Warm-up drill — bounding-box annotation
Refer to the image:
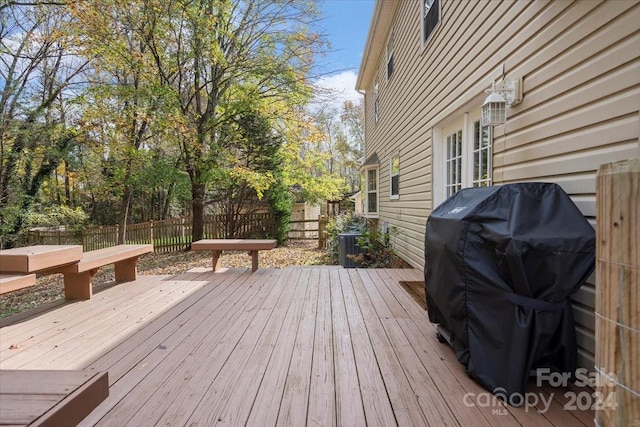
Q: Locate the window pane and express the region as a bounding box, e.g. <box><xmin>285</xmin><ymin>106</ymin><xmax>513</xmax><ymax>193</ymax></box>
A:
<box><xmin>391</xmin><ymin>156</ymin><xmax>400</xmax><ymax>197</ymax></box>
<box><xmin>445</xmin><ymin>128</ymin><xmax>463</xmax><ymax>198</ymax></box>
<box><xmin>423</xmin><ymin>0</ymin><xmax>439</xmax><ymax>42</ymax></box>
<box><xmin>387</xmin><ymin>33</ymin><xmax>394</xmax><ymax>79</ymax></box>
<box><xmin>447</xmin><ymin>156</ymin><xmax>452</xmax><ymax>190</ymax></box>
<box><xmin>472</xmin><ymin>120</ymin><xmax>492</xmax><ymax>187</ymax></box>
<box><xmin>368</xmin><ymin>169</ymin><xmax>377</xmax><ymax>190</ymax></box>
<box><xmin>366</xmin><ymin>168</ymin><xmax>378</xmax><ymax>214</ymax></box>
<box><xmin>368</xmin><ymin>191</ymin><xmax>377</xmax><ymax>213</ymax></box>
<box><xmin>391</xmin><ymin>157</ymin><xmax>400</xmax><ymax>175</ymax></box>
<box><xmin>474</xmin><ymin>121</ymin><xmax>480</xmax><ymax>151</ymax></box>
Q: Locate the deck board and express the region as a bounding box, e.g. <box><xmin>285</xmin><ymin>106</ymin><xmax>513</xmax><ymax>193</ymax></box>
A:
<box><xmin>276</xmin><ymin>268</ymin><xmax>319</xmax><ymax>426</ymax></box>
<box><xmin>338</xmin><ymin>268</ymin><xmax>397</xmax><ymax>427</ymax></box>
<box><xmin>184</xmin><ymin>268</ymin><xmax>297</xmax><ymax>426</ymax></box>
<box><xmin>1</xmin><ymin>275</ymin><xmax>174</xmax><ymax>368</ymax></box>
<box><xmin>247</xmin><ymin>268</ymin><xmax>312</xmax><ymax>426</ymax></box>
<box><xmin>86</xmin><ymin>268</ymin><xmax>249</xmax><ymax>382</ymax></box>
<box><xmin>379</xmin><ymin>269</ymin><xmax>529</xmax><ymax>426</ymax></box>
<box><xmin>20</xmin><ymin>277</ymin><xmax>190</xmax><ymax>369</ymax></box>
<box><xmin>0</xmin><ymin>274</ymin><xmax>166</xmax><ymax>346</ymax></box>
<box><xmin>0</xmin><ymin>266</ymin><xmax>594</xmax><ymax>427</ymax></box>
<box><xmin>330</xmin><ymin>268</ymin><xmax>366</xmax><ymax>426</ymax></box>
<box><xmin>92</xmin><ymin>269</ymin><xmax>276</xmax><ymax>426</ymax></box>
<box><xmin>349</xmin><ymin>269</ymin><xmax>429</xmax><ymax>426</ymax></box>
<box><xmin>306</xmin><ymin>267</ymin><xmax>336</xmax><ymax>427</ymax></box>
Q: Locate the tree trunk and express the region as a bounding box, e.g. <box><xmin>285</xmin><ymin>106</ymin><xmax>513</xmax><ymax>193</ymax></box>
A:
<box><xmin>162</xmin><ymin>183</ymin><xmax>175</xmax><ymax>220</ymax></box>
<box><xmin>64</xmin><ymin>160</ymin><xmax>71</xmax><ymax>205</ymax></box>
<box><xmin>118</xmin><ymin>187</ymin><xmax>132</xmax><ymax>244</ymax></box>
<box><xmin>191</xmin><ymin>182</ymin><xmax>206</xmax><ymax>243</ymax></box>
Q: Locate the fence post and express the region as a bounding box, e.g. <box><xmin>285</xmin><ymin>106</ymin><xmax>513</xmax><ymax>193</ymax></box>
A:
<box><xmin>318</xmin><ymin>215</ymin><xmax>326</xmax><ymax>249</ymax></box>
<box><xmin>595</xmin><ymin>158</ymin><xmax>639</xmax><ymax>427</ymax></box>
<box><xmin>181</xmin><ymin>217</ymin><xmax>186</xmax><ymax>249</ymax></box>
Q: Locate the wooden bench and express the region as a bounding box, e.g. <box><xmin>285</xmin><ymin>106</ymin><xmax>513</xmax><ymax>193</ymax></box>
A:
<box><xmin>0</xmin><ymin>274</ymin><xmax>37</xmax><ymax>295</ymax></box>
<box><xmin>0</xmin><ymin>245</ymin><xmax>83</xmax><ymax>296</ymax></box>
<box><xmin>191</xmin><ymin>239</ymin><xmax>277</xmax><ymax>272</ymax></box>
<box><xmin>0</xmin><ymin>370</ymin><xmax>108</xmax><ymax>426</ymax></box>
<box><xmin>0</xmin><ymin>245</ymin><xmax>83</xmax><ymax>273</ymax></box>
<box><xmin>46</xmin><ymin>244</ymin><xmax>153</xmax><ymax>300</ymax></box>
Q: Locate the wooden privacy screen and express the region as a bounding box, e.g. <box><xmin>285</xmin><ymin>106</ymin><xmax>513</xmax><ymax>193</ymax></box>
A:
<box><xmin>595</xmin><ymin>157</ymin><xmax>639</xmax><ymax>426</ymax></box>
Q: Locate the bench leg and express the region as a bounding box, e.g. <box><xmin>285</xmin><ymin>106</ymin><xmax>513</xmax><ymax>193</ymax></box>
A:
<box><xmin>115</xmin><ymin>257</ymin><xmax>138</xmax><ymax>282</ymax></box>
<box><xmin>251</xmin><ymin>250</ymin><xmax>258</xmax><ymax>272</ymax></box>
<box><xmin>63</xmin><ymin>271</ymin><xmax>95</xmax><ymax>300</ymax></box>
<box><xmin>212</xmin><ymin>251</ymin><xmax>222</xmax><ymax>272</ymax></box>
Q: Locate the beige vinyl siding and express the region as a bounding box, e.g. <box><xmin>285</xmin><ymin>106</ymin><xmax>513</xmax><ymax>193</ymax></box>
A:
<box><xmin>487</xmin><ymin>2</ymin><xmax>639</xmax><ymax>370</ymax></box>
<box><xmin>358</xmin><ymin>0</ymin><xmax>639</xmax><ymax>371</ymax></box>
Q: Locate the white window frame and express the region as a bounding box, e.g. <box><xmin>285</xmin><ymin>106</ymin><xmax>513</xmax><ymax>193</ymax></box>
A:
<box><xmin>445</xmin><ymin>130</ymin><xmax>463</xmax><ymax>198</ymax></box>
<box><xmin>432</xmin><ymin>108</ymin><xmax>493</xmax><ymax>207</ymax></box>
<box><xmin>363</xmin><ymin>166</ymin><xmax>379</xmax><ymax>217</ymax></box>
<box><xmin>386</xmin><ymin>32</ymin><xmax>394</xmax><ymax>81</ymax></box>
<box><xmin>390</xmin><ymin>154</ymin><xmax>400</xmax><ymax>199</ymax></box>
<box><xmin>421</xmin><ymin>0</ymin><xmax>441</xmax><ymax>48</ymax></box>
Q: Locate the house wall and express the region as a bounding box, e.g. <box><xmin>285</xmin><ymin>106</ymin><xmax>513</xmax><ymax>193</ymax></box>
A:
<box><xmin>358</xmin><ymin>0</ymin><xmax>640</xmax><ymax>371</ymax></box>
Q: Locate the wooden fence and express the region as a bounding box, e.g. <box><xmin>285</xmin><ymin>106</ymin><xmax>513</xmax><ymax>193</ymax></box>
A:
<box><xmin>28</xmin><ymin>213</ymin><xmax>276</xmax><ymax>253</ymax></box>
<box><xmin>288</xmin><ymin>215</ymin><xmax>329</xmax><ymax>249</ymax></box>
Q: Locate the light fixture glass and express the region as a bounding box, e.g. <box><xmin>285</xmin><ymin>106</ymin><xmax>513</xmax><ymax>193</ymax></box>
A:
<box><xmin>481</xmin><ymin>78</ymin><xmax>523</xmax><ymax>127</ymax></box>
<box><xmin>481</xmin><ymin>90</ymin><xmax>506</xmax><ymax>127</ymax></box>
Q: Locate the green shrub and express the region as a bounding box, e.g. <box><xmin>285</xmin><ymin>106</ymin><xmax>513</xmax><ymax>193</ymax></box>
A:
<box><xmin>24</xmin><ymin>205</ymin><xmax>88</xmax><ymax>230</ymax></box>
<box><xmin>347</xmin><ymin>223</ymin><xmax>401</xmax><ymax>268</ymax></box>
<box><xmin>8</xmin><ymin>205</ymin><xmax>89</xmax><ymax>247</ymax></box>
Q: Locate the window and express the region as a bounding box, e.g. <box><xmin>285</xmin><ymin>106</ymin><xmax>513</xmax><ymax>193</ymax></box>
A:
<box><xmin>433</xmin><ymin>109</ymin><xmax>493</xmax><ymax>206</ymax></box>
<box><xmin>374</xmin><ymin>80</ymin><xmax>379</xmax><ymax>123</ymax></box>
<box><xmin>386</xmin><ymin>32</ymin><xmax>394</xmax><ymax>80</ymax></box>
<box><xmin>364</xmin><ymin>167</ymin><xmax>379</xmax><ymax>216</ymax></box>
<box><xmin>445</xmin><ymin>130</ymin><xmax>462</xmax><ymax>197</ymax></box>
<box><xmin>472</xmin><ymin>120</ymin><xmax>492</xmax><ymax>187</ymax></box>
<box><xmin>423</xmin><ymin>0</ymin><xmax>440</xmax><ymax>44</ymax></box>
<box><xmin>390</xmin><ymin>155</ymin><xmax>400</xmax><ymax>198</ymax></box>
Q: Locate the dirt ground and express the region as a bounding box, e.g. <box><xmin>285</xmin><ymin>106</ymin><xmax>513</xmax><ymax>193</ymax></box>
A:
<box><xmin>0</xmin><ymin>240</ymin><xmax>331</xmax><ymax>320</ymax></box>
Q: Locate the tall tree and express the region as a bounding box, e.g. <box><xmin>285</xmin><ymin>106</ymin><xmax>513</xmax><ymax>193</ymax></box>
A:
<box><xmin>0</xmin><ymin>4</ymin><xmax>88</xmax><ymax>245</ymax></box>
<box><xmin>339</xmin><ymin>99</ymin><xmax>364</xmax><ymax>192</ymax></box>
<box><xmin>280</xmin><ymin>107</ymin><xmax>348</xmax><ymax>204</ymax></box>
<box><xmin>70</xmin><ymin>0</ymin><xmax>175</xmax><ymax>242</ymax></box>
<box><xmin>307</xmin><ymin>98</ymin><xmax>364</xmax><ymax>197</ymax></box>
<box><xmin>129</xmin><ymin>0</ymin><xmax>323</xmax><ymax>242</ymax></box>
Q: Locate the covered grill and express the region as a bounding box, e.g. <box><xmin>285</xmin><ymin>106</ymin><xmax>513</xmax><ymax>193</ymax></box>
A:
<box><xmin>424</xmin><ymin>183</ymin><xmax>595</xmax><ymax>402</ymax></box>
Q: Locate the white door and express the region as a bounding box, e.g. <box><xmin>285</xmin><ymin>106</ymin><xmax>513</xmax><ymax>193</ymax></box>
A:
<box><xmin>432</xmin><ymin>107</ymin><xmax>492</xmax><ymax>207</ymax></box>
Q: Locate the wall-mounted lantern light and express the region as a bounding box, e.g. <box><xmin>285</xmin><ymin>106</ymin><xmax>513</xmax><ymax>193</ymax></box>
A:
<box><xmin>481</xmin><ymin>77</ymin><xmax>523</xmax><ymax>127</ymax></box>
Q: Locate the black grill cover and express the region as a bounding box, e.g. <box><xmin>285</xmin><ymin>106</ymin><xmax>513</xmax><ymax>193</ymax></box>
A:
<box><xmin>424</xmin><ymin>183</ymin><xmax>595</xmax><ymax>401</ymax></box>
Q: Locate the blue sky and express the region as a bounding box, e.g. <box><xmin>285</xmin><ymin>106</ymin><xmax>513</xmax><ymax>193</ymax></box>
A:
<box><xmin>313</xmin><ymin>0</ymin><xmax>375</xmax><ymax>109</ymax></box>
<box><xmin>318</xmin><ymin>0</ymin><xmax>375</xmax><ymax>75</ymax></box>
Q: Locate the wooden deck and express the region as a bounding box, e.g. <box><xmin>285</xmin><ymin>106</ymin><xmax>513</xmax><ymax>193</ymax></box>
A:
<box><xmin>0</xmin><ymin>267</ymin><xmax>593</xmax><ymax>426</ymax></box>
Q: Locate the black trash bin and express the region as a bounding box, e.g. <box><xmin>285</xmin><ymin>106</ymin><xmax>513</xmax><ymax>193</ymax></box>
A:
<box><xmin>424</xmin><ymin>183</ymin><xmax>595</xmax><ymax>403</ymax></box>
